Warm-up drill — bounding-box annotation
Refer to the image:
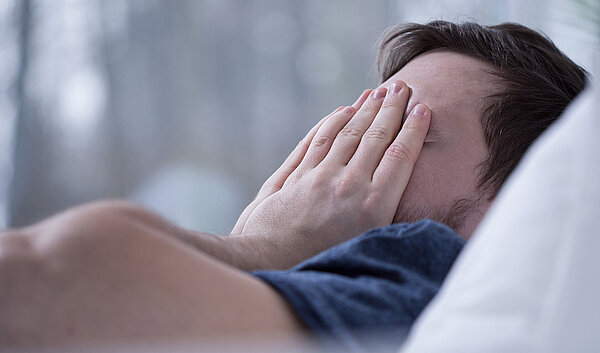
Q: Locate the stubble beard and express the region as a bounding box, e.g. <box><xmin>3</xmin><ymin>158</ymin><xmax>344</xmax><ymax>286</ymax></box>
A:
<box><xmin>393</xmin><ymin>197</ymin><xmax>479</xmax><ymax>234</ymax></box>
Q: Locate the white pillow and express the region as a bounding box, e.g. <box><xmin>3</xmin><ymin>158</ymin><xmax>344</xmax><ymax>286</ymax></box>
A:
<box><xmin>400</xmin><ymin>78</ymin><xmax>600</xmax><ymax>353</ymax></box>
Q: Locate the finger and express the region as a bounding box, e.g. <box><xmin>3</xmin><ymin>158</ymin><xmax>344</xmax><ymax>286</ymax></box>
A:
<box><xmin>256</xmin><ymin>87</ymin><xmax>370</xmax><ymax>200</ymax></box>
<box><xmin>372</xmin><ymin>103</ymin><xmax>431</xmax><ymax>200</ymax></box>
<box><xmin>321</xmin><ymin>87</ymin><xmax>388</xmax><ymax>166</ymax></box>
<box><xmin>256</xmin><ymin>106</ymin><xmax>343</xmax><ymax>199</ymax></box>
<box><xmin>276</xmin><ymin>90</ymin><xmax>367</xmax><ymax>180</ymax></box>
<box><xmin>348</xmin><ymin>81</ymin><xmax>411</xmax><ymax>174</ymax></box>
<box><xmin>235</xmin><ymin>107</ymin><xmax>343</xmax><ymax>234</ymax></box>
<box><xmin>306</xmin><ymin>89</ymin><xmax>368</xmax><ymax>170</ymax></box>
<box><xmin>352</xmin><ymin>89</ymin><xmax>373</xmax><ymax>110</ymax></box>
<box><xmin>297</xmin><ymin>106</ymin><xmax>356</xmax><ymax>170</ymax></box>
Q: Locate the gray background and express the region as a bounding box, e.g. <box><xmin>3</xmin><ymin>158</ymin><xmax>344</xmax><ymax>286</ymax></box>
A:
<box><xmin>0</xmin><ymin>0</ymin><xmax>597</xmax><ymax>233</ymax></box>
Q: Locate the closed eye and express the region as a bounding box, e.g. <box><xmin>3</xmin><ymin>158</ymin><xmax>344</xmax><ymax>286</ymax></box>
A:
<box><xmin>399</xmin><ymin>113</ymin><xmax>442</xmax><ymax>143</ymax></box>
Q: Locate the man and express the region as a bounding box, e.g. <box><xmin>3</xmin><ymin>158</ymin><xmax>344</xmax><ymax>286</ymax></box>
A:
<box><xmin>0</xmin><ymin>21</ymin><xmax>587</xmax><ymax>349</ymax></box>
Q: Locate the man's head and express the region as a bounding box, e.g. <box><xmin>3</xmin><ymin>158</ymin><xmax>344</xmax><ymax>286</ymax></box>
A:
<box><xmin>375</xmin><ymin>21</ymin><xmax>587</xmax><ymax>238</ymax></box>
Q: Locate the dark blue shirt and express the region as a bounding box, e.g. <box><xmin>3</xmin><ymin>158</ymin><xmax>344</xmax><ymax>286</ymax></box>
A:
<box><xmin>252</xmin><ymin>220</ymin><xmax>465</xmax><ymax>352</ymax></box>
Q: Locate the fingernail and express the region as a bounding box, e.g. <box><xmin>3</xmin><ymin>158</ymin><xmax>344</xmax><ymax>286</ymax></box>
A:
<box><xmin>390</xmin><ymin>82</ymin><xmax>403</xmax><ymax>94</ymax></box>
<box><xmin>372</xmin><ymin>88</ymin><xmax>387</xmax><ymax>99</ymax></box>
<box><xmin>411</xmin><ymin>104</ymin><xmax>427</xmax><ymax>116</ymax></box>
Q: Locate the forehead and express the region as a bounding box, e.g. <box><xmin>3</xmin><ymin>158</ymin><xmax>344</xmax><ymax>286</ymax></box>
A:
<box><xmin>380</xmin><ymin>50</ymin><xmax>498</xmax><ymax>129</ymax></box>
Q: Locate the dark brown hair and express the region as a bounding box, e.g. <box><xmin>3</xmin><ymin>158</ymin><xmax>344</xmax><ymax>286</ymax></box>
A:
<box><xmin>377</xmin><ymin>21</ymin><xmax>588</xmax><ymax>198</ymax></box>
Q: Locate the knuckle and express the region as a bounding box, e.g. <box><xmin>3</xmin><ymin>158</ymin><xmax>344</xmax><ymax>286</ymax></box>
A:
<box><xmin>401</xmin><ymin>121</ymin><xmax>420</xmax><ymax>133</ymax></box>
<box><xmin>355</xmin><ymin>202</ymin><xmax>380</xmax><ymax>226</ymax></box>
<box><xmin>332</xmin><ymin>171</ymin><xmax>360</xmax><ymax>197</ymax></box>
<box><xmin>333</xmin><ymin>178</ymin><xmax>355</xmax><ymax>197</ymax></box>
<box><xmin>360</xmin><ymin>202</ymin><xmax>378</xmax><ymax>221</ymax></box>
<box><xmin>307</xmin><ymin>169</ymin><xmax>330</xmax><ymax>189</ymax></box>
<box><xmin>385</xmin><ymin>142</ymin><xmax>415</xmax><ymax>163</ymax></box>
<box><xmin>362</xmin><ymin>189</ymin><xmax>381</xmax><ymax>210</ymax></box>
<box><xmin>332</xmin><ymin>107</ymin><xmax>354</xmax><ymax>121</ymax></box>
<box><xmin>339</xmin><ymin>127</ymin><xmax>363</xmax><ymax>139</ymax></box>
<box><xmin>361</xmin><ymin>99</ymin><xmax>381</xmax><ymax>113</ymax></box>
<box><xmin>363</xmin><ymin>126</ymin><xmax>389</xmax><ymax>141</ymax></box>
<box><xmin>381</xmin><ymin>96</ymin><xmax>399</xmax><ymax>109</ymax></box>
<box><xmin>311</xmin><ymin>135</ymin><xmax>334</xmax><ymax>148</ymax></box>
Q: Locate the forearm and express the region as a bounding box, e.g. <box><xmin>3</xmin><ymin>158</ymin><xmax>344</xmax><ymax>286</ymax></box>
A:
<box><xmin>64</xmin><ymin>200</ymin><xmax>295</xmax><ymax>271</ymax></box>
<box><xmin>170</xmin><ymin>230</ymin><xmax>255</xmax><ymax>270</ymax></box>
<box><xmin>178</xmin><ymin>230</ymin><xmax>310</xmax><ymax>271</ymax></box>
<box><xmin>230</xmin><ymin>83</ymin><xmax>431</xmax><ymax>271</ymax></box>
<box><xmin>0</xmin><ymin>202</ymin><xmax>303</xmax><ymax>346</ymax></box>
<box><xmin>184</xmin><ymin>83</ymin><xmax>428</xmax><ymax>270</ymax></box>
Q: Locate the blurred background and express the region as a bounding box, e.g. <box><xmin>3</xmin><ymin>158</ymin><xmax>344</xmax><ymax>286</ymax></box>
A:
<box><xmin>0</xmin><ymin>0</ymin><xmax>598</xmax><ymax>234</ymax></box>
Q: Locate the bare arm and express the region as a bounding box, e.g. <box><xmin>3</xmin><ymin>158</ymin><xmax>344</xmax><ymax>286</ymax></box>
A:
<box><xmin>0</xmin><ymin>81</ymin><xmax>431</xmax><ymax>347</ymax></box>
<box><xmin>229</xmin><ymin>81</ymin><xmax>432</xmax><ymax>269</ymax></box>
<box><xmin>163</xmin><ymin>90</ymin><xmax>375</xmax><ymax>271</ymax></box>
<box><xmin>166</xmin><ymin>82</ymin><xmax>432</xmax><ymax>271</ymax></box>
<box><xmin>0</xmin><ymin>204</ymin><xmax>303</xmax><ymax>347</ymax></box>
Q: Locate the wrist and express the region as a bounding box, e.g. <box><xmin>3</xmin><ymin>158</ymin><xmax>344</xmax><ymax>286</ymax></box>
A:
<box><xmin>224</xmin><ymin>232</ymin><xmax>315</xmax><ymax>271</ymax></box>
<box><xmin>223</xmin><ymin>234</ymin><xmax>279</xmax><ymax>271</ymax></box>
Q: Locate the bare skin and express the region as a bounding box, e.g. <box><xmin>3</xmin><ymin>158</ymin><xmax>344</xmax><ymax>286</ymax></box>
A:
<box><xmin>0</xmin><ymin>79</ymin><xmax>432</xmax><ymax>347</ymax></box>
<box><xmin>0</xmin><ymin>203</ymin><xmax>303</xmax><ymax>346</ymax></box>
<box><xmin>234</xmin><ymin>51</ymin><xmax>497</xmax><ymax>253</ymax></box>
<box><xmin>382</xmin><ymin>51</ymin><xmax>496</xmax><ymax>237</ymax></box>
<box><xmin>0</xmin><ymin>51</ymin><xmax>497</xmax><ymax>348</ymax></box>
